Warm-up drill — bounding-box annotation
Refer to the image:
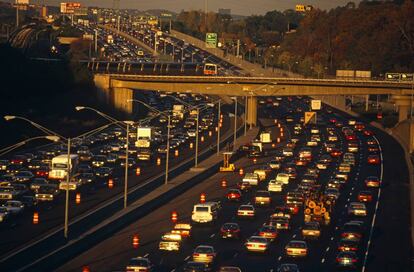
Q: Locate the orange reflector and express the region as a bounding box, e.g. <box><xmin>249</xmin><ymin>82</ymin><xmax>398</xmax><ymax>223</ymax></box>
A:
<box><xmin>272</xmin><ymin>143</ymin><xmax>276</xmax><ymax>148</ymax></box>
<box><xmin>215</xmin><ymin>126</ymin><xmax>218</xmax><ymax>132</ymax></box>
<box><xmin>190</xmin><ymin>142</ymin><xmax>193</xmax><ymax>149</ymax></box>
<box><xmin>171</xmin><ymin>211</ymin><xmax>178</xmax><ymax>223</ymax></box>
<box><xmin>201</xmin><ymin>136</ymin><xmax>205</xmax><ymax>142</ymax></box>
<box><xmin>221</xmin><ymin>179</ymin><xmax>227</xmax><ymax>188</ymax></box>
<box><xmin>108</xmin><ymin>178</ymin><xmax>114</xmax><ymax>188</ymax></box>
<box><xmin>278</xmin><ymin>123</ymin><xmax>281</xmax><ymax>128</ymax></box>
<box><xmin>75</xmin><ymin>193</ymin><xmax>81</xmax><ymax>204</ymax></box>
<box><xmin>33</xmin><ymin>212</ymin><xmax>39</xmax><ymax>224</ymax></box>
<box><xmin>175</xmin><ymin>149</ymin><xmax>179</xmax><ymax>157</ymax></box>
<box><xmin>136</xmin><ymin>167</ymin><xmax>141</xmax><ymax>176</ymax></box>
<box><xmin>239</xmin><ymin>168</ymin><xmax>244</xmax><ymax>176</ymax></box>
<box><xmin>277</xmin><ymin>137</ymin><xmax>281</xmax><ymax>143</ymax></box>
<box><xmin>253</xmin><ymin>158</ymin><xmax>257</xmax><ymax>164</ymax></box>
<box><xmin>82</xmin><ymin>266</ymin><xmax>90</xmax><ymax>272</ymax></box>
<box><xmin>208</xmin><ymin>131</ymin><xmax>212</xmax><ymax>137</ymax></box>
<box><xmin>156</xmin><ymin>157</ymin><xmax>161</xmax><ymax>165</ymax></box>
<box><xmin>200</xmin><ymin>193</ymin><xmax>206</xmax><ymax>203</ymax></box>
<box><xmin>132</xmin><ymin>234</ymin><xmax>139</xmax><ymax>249</ymax></box>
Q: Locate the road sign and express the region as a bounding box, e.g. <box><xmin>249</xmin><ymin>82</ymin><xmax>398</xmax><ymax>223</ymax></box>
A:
<box><xmin>311</xmin><ymin>100</ymin><xmax>321</xmax><ymax>111</ymax></box>
<box><xmin>304</xmin><ymin>112</ymin><xmax>317</xmax><ymax>125</ymax></box>
<box><xmin>205</xmin><ymin>33</ymin><xmax>217</xmax><ymax>48</ymax></box>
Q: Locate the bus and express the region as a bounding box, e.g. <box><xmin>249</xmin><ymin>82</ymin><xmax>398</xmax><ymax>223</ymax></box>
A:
<box><xmin>203</xmin><ymin>63</ymin><xmax>218</xmax><ymax>76</ymax></box>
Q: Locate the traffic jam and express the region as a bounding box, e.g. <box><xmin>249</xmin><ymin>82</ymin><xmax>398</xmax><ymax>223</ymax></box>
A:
<box><xmin>119</xmin><ymin>96</ymin><xmax>382</xmax><ymax>272</ymax></box>
<box><xmin>0</xmin><ymin>92</ymin><xmax>225</xmax><ymax>256</ymax></box>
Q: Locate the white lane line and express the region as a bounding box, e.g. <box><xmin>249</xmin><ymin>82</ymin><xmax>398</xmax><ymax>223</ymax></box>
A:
<box><xmin>233</xmin><ymin>252</ymin><xmax>238</xmax><ymax>258</ymax></box>
<box><xmin>292</xmin><ymin>234</ymin><xmax>297</xmax><ymax>238</ymax></box>
<box><xmin>210</xmin><ymin>233</ymin><xmax>215</xmax><ymax>238</ymax></box>
<box><xmin>326</xmin><ymin>247</ymin><xmax>330</xmax><ymax>252</ymax></box>
<box><xmin>144</xmin><ymin>253</ymin><xmax>149</xmax><ymax>258</ymax></box>
<box><xmin>171</xmin><ymin>269</ymin><xmax>175</xmax><ymax>272</ymax></box>
<box><xmin>321</xmin><ymin>258</ymin><xmax>325</xmax><ymax>263</ymax></box>
<box><xmin>331</xmin><ymin>236</ymin><xmax>335</xmax><ymax>239</ymax></box>
<box><xmin>184</xmin><ymin>255</ymin><xmax>191</xmax><ymax>261</ymax></box>
<box><xmin>362</xmin><ymin>135</ymin><xmax>383</xmax><ymax>272</ymax></box>
<box><xmin>278</xmin><ymin>256</ymin><xmax>282</xmax><ymax>261</ymax></box>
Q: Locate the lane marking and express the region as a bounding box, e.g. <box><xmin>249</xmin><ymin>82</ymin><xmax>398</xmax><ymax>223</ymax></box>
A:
<box><xmin>321</xmin><ymin>258</ymin><xmax>325</xmax><ymax>263</ymax></box>
<box><xmin>362</xmin><ymin>135</ymin><xmax>383</xmax><ymax>272</ymax></box>
<box><xmin>184</xmin><ymin>255</ymin><xmax>191</xmax><ymax>261</ymax></box>
<box><xmin>326</xmin><ymin>247</ymin><xmax>330</xmax><ymax>252</ymax></box>
<box><xmin>278</xmin><ymin>256</ymin><xmax>282</xmax><ymax>261</ymax></box>
<box><xmin>144</xmin><ymin>253</ymin><xmax>149</xmax><ymax>257</ymax></box>
<box><xmin>210</xmin><ymin>233</ymin><xmax>215</xmax><ymax>238</ymax></box>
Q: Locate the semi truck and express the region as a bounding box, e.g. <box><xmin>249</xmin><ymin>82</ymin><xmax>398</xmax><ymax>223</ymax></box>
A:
<box><xmin>49</xmin><ymin>154</ymin><xmax>79</xmax><ymax>180</ymax></box>
<box><xmin>135</xmin><ymin>127</ymin><xmax>153</xmax><ymax>148</ymax></box>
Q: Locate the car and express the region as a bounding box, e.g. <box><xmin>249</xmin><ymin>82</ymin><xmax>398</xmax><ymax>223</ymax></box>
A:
<box><xmin>183</xmin><ymin>261</ymin><xmax>208</xmax><ymax>272</ymax></box>
<box><xmin>171</xmin><ymin>223</ymin><xmax>192</xmax><ymax>238</ymax></box>
<box><xmin>94</xmin><ymin>167</ymin><xmax>113</xmax><ymax>178</ymax></box>
<box><xmin>125</xmin><ymin>257</ymin><xmax>154</xmax><ymax>272</ymax></box>
<box><xmin>301</xmin><ymin>222</ymin><xmax>321</xmax><ymax>239</ymax></box>
<box><xmin>237</xmin><ymin>181</ymin><xmax>251</xmax><ymax>192</ymax></box>
<box><xmin>245</xmin><ymin>236</ymin><xmax>270</xmax><ymax>252</ymax></box>
<box><xmin>365</xmin><ymin>176</ymin><xmax>380</xmax><ymax>187</ymax></box>
<box><xmin>358</xmin><ymin>190</ymin><xmax>373</xmax><ymax>202</ymax></box>
<box><xmin>364</xmin><ymin>129</ymin><xmax>374</xmax><ymax>136</ymax></box>
<box><xmin>258</xmin><ymin>225</ymin><xmax>278</xmax><ymax>241</ymax></box>
<box><xmin>269</xmin><ymin>217</ymin><xmax>290</xmax><ymax>230</ymax></box>
<box><xmin>330</xmin><ymin>148</ymin><xmax>342</xmax><ymax>157</ymax></box>
<box><xmin>268</xmin><ymin>179</ymin><xmax>283</xmax><ymax>192</ymax></box>
<box><xmin>242</xmin><ymin>173</ymin><xmax>259</xmax><ymax>186</ymax></box>
<box><xmin>237</xmin><ymin>204</ymin><xmax>255</xmax><ymax>218</ymax></box>
<box><xmin>336</xmin><ymin>251</ymin><xmax>358</xmax><ymax>268</ymax></box>
<box><xmin>268</xmin><ymin>160</ymin><xmax>281</xmax><ymax>169</ymax></box>
<box><xmin>3</xmin><ymin>200</ymin><xmax>24</xmax><ymax>214</ymax></box>
<box><xmin>226</xmin><ymin>189</ymin><xmax>242</xmax><ymax>202</ymax></box>
<box><xmin>271</xmin><ymin>206</ymin><xmax>292</xmax><ymax>219</ymax></box>
<box><xmin>0</xmin><ymin>206</ymin><xmax>10</xmax><ymax>223</ymax></box>
<box><xmin>20</xmin><ymin>195</ymin><xmax>38</xmax><ymax>208</ymax></box>
<box><xmin>14</xmin><ymin>171</ymin><xmax>34</xmax><ymax>182</ymax></box>
<box><xmin>338</xmin><ymin>238</ymin><xmax>359</xmax><ymax>252</ymax></box>
<box><xmin>367</xmin><ymin>154</ymin><xmax>380</xmax><ymax>164</ymax></box>
<box><xmin>341</xmin><ymin>221</ymin><xmax>364</xmax><ymax>241</ymax></box>
<box><xmin>325</xmin><ymin>188</ymin><xmax>340</xmax><ymax>200</ymax></box>
<box><xmin>254</xmin><ymin>190</ymin><xmax>271</xmax><ymax>206</ymax></box>
<box><xmin>159</xmin><ymin>232</ymin><xmax>182</xmax><ymax>251</ymax></box>
<box><xmin>285</xmin><ymin>240</ymin><xmax>308</xmax><ymax>257</ymax></box>
<box><xmin>30</xmin><ymin>178</ymin><xmax>49</xmax><ymax>191</ymax></box>
<box><xmin>220</xmin><ymin>222</ymin><xmax>241</xmax><ymax>239</ymax></box>
<box><xmin>77</xmin><ymin>173</ymin><xmax>96</xmax><ymax>184</ymax></box>
<box><xmin>35</xmin><ymin>185</ymin><xmax>60</xmax><ymax>201</ymax></box>
<box><xmin>348</xmin><ymin>202</ymin><xmax>367</xmax><ymax>216</ymax></box>
<box><xmin>192</xmin><ymin>245</ymin><xmax>216</xmax><ymax>265</ymax></box>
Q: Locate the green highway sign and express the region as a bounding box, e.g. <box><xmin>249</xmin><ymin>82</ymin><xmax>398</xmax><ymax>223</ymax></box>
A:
<box><xmin>205</xmin><ymin>33</ymin><xmax>217</xmax><ymax>48</ymax></box>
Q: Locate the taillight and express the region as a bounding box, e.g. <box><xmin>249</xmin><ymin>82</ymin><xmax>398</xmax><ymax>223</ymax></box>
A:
<box><xmin>259</xmin><ymin>244</ymin><xmax>266</xmax><ymax>248</ymax></box>
<box><xmin>193</xmin><ymin>253</ymin><xmax>200</xmax><ymax>257</ymax></box>
<box><xmin>352</xmin><ymin>258</ymin><xmax>358</xmax><ymax>263</ymax></box>
<box><xmin>336</xmin><ymin>258</ymin><xmax>341</xmax><ymax>262</ymax></box>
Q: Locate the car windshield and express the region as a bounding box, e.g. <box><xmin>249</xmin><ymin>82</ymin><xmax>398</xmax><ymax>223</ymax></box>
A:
<box><xmin>223</xmin><ymin>223</ymin><xmax>238</xmax><ymax>230</ymax></box>
<box><xmin>128</xmin><ymin>259</ymin><xmax>148</xmax><ymax>267</ymax></box>
<box><xmin>195</xmin><ymin>246</ymin><xmax>213</xmax><ymax>253</ymax></box>
<box><xmin>195</xmin><ymin>207</ymin><xmax>209</xmax><ymax>212</ymax></box>
<box><xmin>288</xmin><ymin>242</ymin><xmax>306</xmax><ymax>248</ymax></box>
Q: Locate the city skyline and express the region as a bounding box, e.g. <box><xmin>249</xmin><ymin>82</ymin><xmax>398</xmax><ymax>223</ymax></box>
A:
<box><xmin>30</xmin><ymin>0</ymin><xmax>362</xmax><ymax>15</ymax></box>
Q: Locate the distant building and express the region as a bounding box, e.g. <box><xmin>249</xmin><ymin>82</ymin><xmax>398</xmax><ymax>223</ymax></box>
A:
<box><xmin>218</xmin><ymin>8</ymin><xmax>231</xmax><ymax>15</ymax></box>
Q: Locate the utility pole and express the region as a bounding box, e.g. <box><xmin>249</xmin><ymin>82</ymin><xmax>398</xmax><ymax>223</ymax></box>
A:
<box><xmin>16</xmin><ymin>5</ymin><xmax>19</xmax><ymax>28</ymax></box>
<box><xmin>117</xmin><ymin>15</ymin><xmax>120</xmax><ymax>34</ymax></box>
<box><xmin>204</xmin><ymin>0</ymin><xmax>208</xmax><ymax>30</ymax></box>
<box><xmin>236</xmin><ymin>39</ymin><xmax>240</xmax><ymax>57</ymax></box>
<box><xmin>94</xmin><ymin>29</ymin><xmax>98</xmax><ymax>53</ymax></box>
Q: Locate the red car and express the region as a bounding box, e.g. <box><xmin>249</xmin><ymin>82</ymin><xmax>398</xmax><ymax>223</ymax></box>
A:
<box><xmin>358</xmin><ymin>191</ymin><xmax>373</xmax><ymax>202</ymax></box>
<box><xmin>365</xmin><ymin>176</ymin><xmax>380</xmax><ymax>187</ymax></box>
<box><xmin>330</xmin><ymin>149</ymin><xmax>342</xmax><ymax>158</ymax></box>
<box><xmin>226</xmin><ymin>189</ymin><xmax>242</xmax><ymax>201</ymax></box>
<box><xmin>367</xmin><ymin>155</ymin><xmax>380</xmax><ymax>164</ymax></box>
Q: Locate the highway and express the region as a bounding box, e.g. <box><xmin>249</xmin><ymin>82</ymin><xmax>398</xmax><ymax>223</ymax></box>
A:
<box><xmin>53</xmin><ymin>96</ymin><xmax>411</xmax><ymax>272</ymax></box>
<box><xmin>0</xmin><ymin>93</ymin><xmax>237</xmax><ymax>271</ymax></box>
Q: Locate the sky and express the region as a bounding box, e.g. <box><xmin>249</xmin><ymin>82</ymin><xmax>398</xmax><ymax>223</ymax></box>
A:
<box><xmin>33</xmin><ymin>0</ymin><xmax>362</xmax><ymax>15</ymax></box>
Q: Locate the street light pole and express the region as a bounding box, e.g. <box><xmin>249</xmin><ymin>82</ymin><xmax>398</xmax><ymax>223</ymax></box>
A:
<box><xmin>124</xmin><ymin>123</ymin><xmax>129</xmax><ymax>209</ymax></box>
<box><xmin>233</xmin><ymin>97</ymin><xmax>237</xmax><ymax>150</ymax></box>
<box><xmin>195</xmin><ymin>108</ymin><xmax>199</xmax><ymax>167</ymax></box>
<box><xmin>217</xmin><ymin>100</ymin><xmax>221</xmax><ymax>156</ymax></box>
<box><xmin>244</xmin><ymin>96</ymin><xmax>247</xmax><ymax>135</ymax></box>
<box><xmin>64</xmin><ymin>137</ymin><xmax>71</xmax><ymax>239</ymax></box>
<box><xmin>165</xmin><ymin>115</ymin><xmax>171</xmax><ymax>184</ymax></box>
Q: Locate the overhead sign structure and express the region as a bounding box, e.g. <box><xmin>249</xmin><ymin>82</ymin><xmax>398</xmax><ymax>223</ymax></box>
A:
<box><xmin>205</xmin><ymin>33</ymin><xmax>218</xmax><ymax>48</ymax></box>
<box><xmin>311</xmin><ymin>100</ymin><xmax>322</xmax><ymax>111</ymax></box>
<box><xmin>304</xmin><ymin>112</ymin><xmax>317</xmax><ymax>125</ymax></box>
<box><xmin>60</xmin><ymin>2</ymin><xmax>81</xmax><ymax>14</ymax></box>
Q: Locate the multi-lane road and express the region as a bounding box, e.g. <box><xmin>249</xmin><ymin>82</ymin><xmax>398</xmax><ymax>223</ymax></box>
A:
<box><xmin>51</xmin><ymin>96</ymin><xmax>412</xmax><ymax>271</ymax></box>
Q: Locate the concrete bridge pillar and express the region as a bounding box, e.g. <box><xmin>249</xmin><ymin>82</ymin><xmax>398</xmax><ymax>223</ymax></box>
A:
<box><xmin>247</xmin><ymin>96</ymin><xmax>257</xmax><ymax>127</ymax></box>
<box><xmin>392</xmin><ymin>95</ymin><xmax>411</xmax><ymax>122</ymax></box>
<box><xmin>111</xmin><ymin>87</ymin><xmax>134</xmax><ymax>114</ymax></box>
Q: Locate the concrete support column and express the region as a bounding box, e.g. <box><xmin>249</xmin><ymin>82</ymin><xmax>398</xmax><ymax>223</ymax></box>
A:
<box><xmin>111</xmin><ymin>87</ymin><xmax>134</xmax><ymax>114</ymax></box>
<box><xmin>247</xmin><ymin>96</ymin><xmax>257</xmax><ymax>127</ymax></box>
<box><xmin>392</xmin><ymin>95</ymin><xmax>411</xmax><ymax>122</ymax></box>
<box><xmin>335</xmin><ymin>95</ymin><xmax>346</xmax><ymax>111</ymax></box>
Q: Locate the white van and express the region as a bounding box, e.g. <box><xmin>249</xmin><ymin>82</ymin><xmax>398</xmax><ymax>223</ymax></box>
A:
<box><xmin>191</xmin><ymin>202</ymin><xmax>220</xmax><ymax>223</ymax></box>
<box><xmin>276</xmin><ymin>173</ymin><xmax>290</xmax><ymax>185</ymax></box>
<box><xmin>242</xmin><ymin>173</ymin><xmax>259</xmax><ymax>186</ymax></box>
<box><xmin>268</xmin><ymin>179</ymin><xmax>283</xmax><ymax>192</ymax></box>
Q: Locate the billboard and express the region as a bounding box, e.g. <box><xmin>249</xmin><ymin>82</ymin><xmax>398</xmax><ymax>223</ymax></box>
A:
<box><xmin>311</xmin><ymin>100</ymin><xmax>321</xmax><ymax>111</ymax></box>
<box><xmin>60</xmin><ymin>2</ymin><xmax>81</xmax><ymax>14</ymax></box>
<box><xmin>15</xmin><ymin>0</ymin><xmax>29</xmax><ymax>4</ymax></box>
<box><xmin>205</xmin><ymin>33</ymin><xmax>217</xmax><ymax>48</ymax></box>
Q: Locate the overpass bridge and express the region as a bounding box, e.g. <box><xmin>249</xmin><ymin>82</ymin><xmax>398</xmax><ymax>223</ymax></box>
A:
<box><xmin>93</xmin><ymin>71</ymin><xmax>414</xmax><ymax>126</ymax></box>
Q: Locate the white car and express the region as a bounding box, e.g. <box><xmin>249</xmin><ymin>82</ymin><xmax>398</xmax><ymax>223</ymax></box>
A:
<box><xmin>125</xmin><ymin>257</ymin><xmax>154</xmax><ymax>272</ymax></box>
<box><xmin>268</xmin><ymin>179</ymin><xmax>283</xmax><ymax>192</ymax></box>
<box><xmin>242</xmin><ymin>173</ymin><xmax>259</xmax><ymax>186</ymax></box>
<box><xmin>3</xmin><ymin>200</ymin><xmax>24</xmax><ymax>214</ymax></box>
<box><xmin>276</xmin><ymin>173</ymin><xmax>290</xmax><ymax>185</ymax></box>
<box><xmin>245</xmin><ymin>236</ymin><xmax>269</xmax><ymax>252</ymax></box>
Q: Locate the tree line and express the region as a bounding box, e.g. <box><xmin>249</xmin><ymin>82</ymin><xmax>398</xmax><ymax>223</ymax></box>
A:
<box><xmin>172</xmin><ymin>0</ymin><xmax>413</xmax><ymax>77</ymax></box>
